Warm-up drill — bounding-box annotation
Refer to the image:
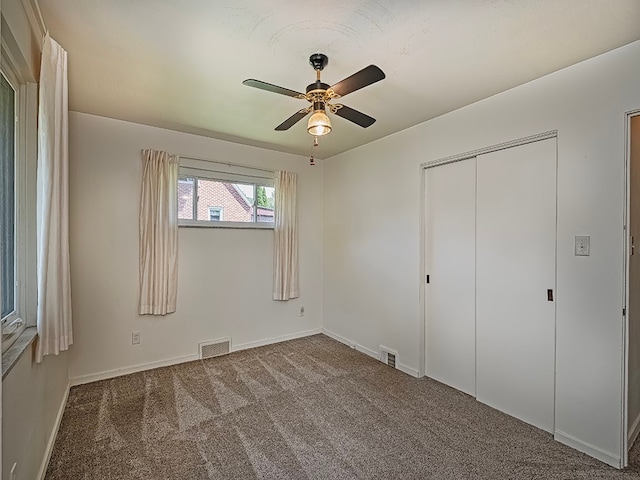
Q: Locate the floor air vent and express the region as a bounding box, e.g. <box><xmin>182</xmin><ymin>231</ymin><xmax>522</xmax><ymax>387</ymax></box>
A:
<box><xmin>379</xmin><ymin>346</ymin><xmax>398</xmax><ymax>369</ymax></box>
<box><xmin>386</xmin><ymin>353</ymin><xmax>396</xmax><ymax>368</ymax></box>
<box><xmin>199</xmin><ymin>338</ymin><xmax>231</xmax><ymax>359</ymax></box>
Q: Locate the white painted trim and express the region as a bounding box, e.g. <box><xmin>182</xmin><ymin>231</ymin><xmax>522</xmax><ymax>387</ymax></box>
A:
<box><xmin>629</xmin><ymin>412</ymin><xmax>640</xmax><ymax>447</ymax></box>
<box><xmin>70</xmin><ymin>353</ymin><xmax>199</xmax><ymax>386</ymax></box>
<box><xmin>37</xmin><ymin>380</ymin><xmax>70</xmax><ymax>480</ymax></box>
<box><xmin>421</xmin><ymin>130</ymin><xmax>557</xmax><ymax>169</ymax></box>
<box><xmin>70</xmin><ymin>328</ymin><xmax>323</xmax><ymax>386</ymax></box>
<box><xmin>232</xmin><ymin>328</ymin><xmax>322</xmax><ymax>352</ymax></box>
<box><xmin>398</xmin><ymin>362</ymin><xmax>420</xmax><ymax>378</ymax></box>
<box><xmin>179</xmin><ymin>154</ymin><xmax>276</xmax><ymax>175</ymax></box>
<box><xmin>21</xmin><ymin>0</ymin><xmax>47</xmax><ymax>40</ymax></box>
<box><xmin>321</xmin><ymin>328</ymin><xmax>378</xmax><ymax>359</ymax></box>
<box><xmin>555</xmin><ymin>430</ymin><xmax>621</xmax><ymax>469</ymax></box>
<box><xmin>321</xmin><ymin>328</ymin><xmax>419</xmax><ymax>377</ymax></box>
<box><xmin>622</xmin><ymin>111</ymin><xmax>630</xmax><ymax>468</ymax></box>
<box><xmin>178</xmin><ymin>219</ymin><xmax>274</xmax><ymax>229</ymax></box>
<box><xmin>622</xmin><ymin>109</ymin><xmax>640</xmax><ymax>467</ymax></box>
<box><xmin>418</xmin><ymin>163</ymin><xmax>428</xmax><ymax>379</ymax></box>
<box><xmin>319</xmin><ymin>328</ymin><xmax>354</xmax><ymax>348</ymax></box>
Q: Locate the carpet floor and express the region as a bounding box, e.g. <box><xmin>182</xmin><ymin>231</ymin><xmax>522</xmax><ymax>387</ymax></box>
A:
<box><xmin>46</xmin><ymin>334</ymin><xmax>640</xmax><ymax>479</ymax></box>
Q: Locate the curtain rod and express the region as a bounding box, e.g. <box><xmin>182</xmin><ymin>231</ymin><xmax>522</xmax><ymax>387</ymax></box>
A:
<box><xmin>180</xmin><ymin>155</ymin><xmax>275</xmax><ymax>174</ymax></box>
<box><xmin>181</xmin><ymin>165</ymin><xmax>273</xmax><ymax>182</ymax></box>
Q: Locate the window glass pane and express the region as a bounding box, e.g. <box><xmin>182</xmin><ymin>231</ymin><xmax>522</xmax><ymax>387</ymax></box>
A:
<box><xmin>235</xmin><ymin>183</ymin><xmax>254</xmax><ymax>204</ymax></box>
<box><xmin>178</xmin><ymin>177</ymin><xmax>195</xmax><ymax>220</ymax></box>
<box><xmin>1</xmin><ymin>74</ymin><xmax>15</xmax><ymax>319</ymax></box>
<box><xmin>256</xmin><ymin>185</ymin><xmax>275</xmax><ymax>223</ymax></box>
<box><xmin>197</xmin><ymin>179</ymin><xmax>254</xmax><ymax>222</ymax></box>
<box><xmin>178</xmin><ymin>174</ymin><xmax>276</xmax><ymax>226</ymax></box>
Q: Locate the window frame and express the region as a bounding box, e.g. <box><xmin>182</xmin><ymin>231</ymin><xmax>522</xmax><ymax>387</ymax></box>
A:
<box><xmin>178</xmin><ymin>159</ymin><xmax>275</xmax><ymax>229</ymax></box>
<box><xmin>1</xmin><ymin>63</ymin><xmax>27</xmax><ymax>351</ymax></box>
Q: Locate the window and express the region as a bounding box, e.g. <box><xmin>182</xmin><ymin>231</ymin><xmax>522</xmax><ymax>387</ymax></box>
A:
<box><xmin>1</xmin><ymin>72</ymin><xmax>16</xmax><ymax>322</ymax></box>
<box><xmin>1</xmin><ymin>68</ymin><xmax>26</xmax><ymax>349</ymax></box>
<box><xmin>178</xmin><ymin>158</ymin><xmax>275</xmax><ymax>228</ymax></box>
<box><xmin>208</xmin><ymin>207</ymin><xmax>223</xmax><ymax>221</ymax></box>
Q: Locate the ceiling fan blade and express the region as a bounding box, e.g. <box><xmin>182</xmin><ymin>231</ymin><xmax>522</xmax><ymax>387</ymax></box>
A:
<box><xmin>330</xmin><ymin>65</ymin><xmax>385</xmax><ymax>97</ymax></box>
<box><xmin>275</xmin><ymin>109</ymin><xmax>310</xmax><ymax>131</ymax></box>
<box><xmin>333</xmin><ymin>105</ymin><xmax>376</xmax><ymax>128</ymax></box>
<box><xmin>242</xmin><ymin>79</ymin><xmax>304</xmax><ymax>98</ymax></box>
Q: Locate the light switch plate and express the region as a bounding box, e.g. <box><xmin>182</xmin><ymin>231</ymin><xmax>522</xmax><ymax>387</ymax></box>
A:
<box><xmin>575</xmin><ymin>236</ymin><xmax>590</xmax><ymax>256</ymax></box>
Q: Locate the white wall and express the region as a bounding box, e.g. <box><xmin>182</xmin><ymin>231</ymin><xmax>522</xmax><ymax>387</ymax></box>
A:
<box><xmin>323</xmin><ymin>41</ymin><xmax>640</xmax><ymax>466</ymax></box>
<box><xmin>3</xmin><ymin>349</ymin><xmax>69</xmax><ymax>480</ymax></box>
<box><xmin>68</xmin><ymin>112</ymin><xmax>323</xmax><ymax>382</ymax></box>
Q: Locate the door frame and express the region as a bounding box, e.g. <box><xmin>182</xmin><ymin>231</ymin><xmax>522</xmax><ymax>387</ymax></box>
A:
<box><xmin>622</xmin><ymin>109</ymin><xmax>640</xmax><ymax>468</ymax></box>
<box><xmin>418</xmin><ymin>130</ymin><xmax>557</xmax><ymax>378</ymax></box>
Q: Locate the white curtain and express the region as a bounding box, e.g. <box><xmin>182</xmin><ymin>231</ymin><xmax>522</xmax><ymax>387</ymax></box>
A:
<box><xmin>36</xmin><ymin>33</ymin><xmax>72</xmax><ymax>363</ymax></box>
<box><xmin>273</xmin><ymin>171</ymin><xmax>299</xmax><ymax>300</ymax></box>
<box><xmin>139</xmin><ymin>149</ymin><xmax>179</xmax><ymax>315</ymax></box>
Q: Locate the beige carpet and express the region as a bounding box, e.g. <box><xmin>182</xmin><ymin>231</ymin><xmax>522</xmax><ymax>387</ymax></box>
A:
<box><xmin>46</xmin><ymin>334</ymin><xmax>640</xmax><ymax>479</ymax></box>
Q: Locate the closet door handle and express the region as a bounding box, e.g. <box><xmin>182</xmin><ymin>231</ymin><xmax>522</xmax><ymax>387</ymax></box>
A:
<box><xmin>547</xmin><ymin>289</ymin><xmax>554</xmax><ymax>302</ymax></box>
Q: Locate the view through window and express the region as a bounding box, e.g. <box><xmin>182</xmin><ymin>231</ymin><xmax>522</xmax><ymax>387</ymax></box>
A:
<box><xmin>178</xmin><ymin>176</ymin><xmax>275</xmax><ymax>225</ymax></box>
<box><xmin>1</xmin><ymin>72</ymin><xmax>16</xmax><ymax>322</ymax></box>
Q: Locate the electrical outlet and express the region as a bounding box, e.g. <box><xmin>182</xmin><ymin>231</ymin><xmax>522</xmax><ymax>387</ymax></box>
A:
<box><xmin>10</xmin><ymin>462</ymin><xmax>17</xmax><ymax>480</ymax></box>
<box><xmin>299</xmin><ymin>306</ymin><xmax>305</xmax><ymax>317</ymax></box>
<box><xmin>132</xmin><ymin>331</ymin><xmax>141</xmax><ymax>345</ymax></box>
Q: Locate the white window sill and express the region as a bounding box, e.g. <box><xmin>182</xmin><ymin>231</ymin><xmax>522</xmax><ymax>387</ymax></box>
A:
<box><xmin>2</xmin><ymin>327</ymin><xmax>37</xmax><ymax>380</ymax></box>
<box><xmin>179</xmin><ymin>220</ymin><xmax>274</xmax><ymax>230</ymax></box>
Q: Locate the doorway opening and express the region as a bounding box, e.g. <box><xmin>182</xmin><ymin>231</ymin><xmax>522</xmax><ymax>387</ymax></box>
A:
<box><xmin>625</xmin><ymin>111</ymin><xmax>640</xmax><ymax>467</ymax></box>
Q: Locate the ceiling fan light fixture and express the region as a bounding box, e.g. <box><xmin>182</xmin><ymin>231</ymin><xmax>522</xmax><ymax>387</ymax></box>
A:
<box><xmin>307</xmin><ymin>109</ymin><xmax>332</xmax><ymax>136</ymax></box>
<box><xmin>244</xmin><ymin>53</ymin><xmax>384</xmax><ymax>137</ymax></box>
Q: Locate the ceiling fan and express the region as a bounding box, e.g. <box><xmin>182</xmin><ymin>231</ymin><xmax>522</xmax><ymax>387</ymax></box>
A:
<box><xmin>243</xmin><ymin>53</ymin><xmax>385</xmax><ymax>138</ymax></box>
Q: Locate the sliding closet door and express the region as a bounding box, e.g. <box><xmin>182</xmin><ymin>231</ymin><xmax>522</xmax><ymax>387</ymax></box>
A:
<box><xmin>476</xmin><ymin>138</ymin><xmax>556</xmax><ymax>433</ymax></box>
<box><xmin>425</xmin><ymin>158</ymin><xmax>476</xmax><ymax>396</ymax></box>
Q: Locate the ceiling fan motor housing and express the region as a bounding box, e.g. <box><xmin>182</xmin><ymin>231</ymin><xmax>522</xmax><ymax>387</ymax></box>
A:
<box><xmin>306</xmin><ymin>81</ymin><xmax>331</xmax><ymax>95</ymax></box>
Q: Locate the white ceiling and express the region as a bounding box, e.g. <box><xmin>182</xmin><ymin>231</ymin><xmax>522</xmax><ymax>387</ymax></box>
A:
<box><xmin>38</xmin><ymin>0</ymin><xmax>640</xmax><ymax>159</ymax></box>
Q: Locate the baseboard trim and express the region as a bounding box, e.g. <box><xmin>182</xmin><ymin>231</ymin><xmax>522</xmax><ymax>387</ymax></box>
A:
<box><xmin>555</xmin><ymin>430</ymin><xmax>621</xmax><ymax>468</ymax></box>
<box><xmin>320</xmin><ymin>328</ymin><xmax>352</xmax><ymax>348</ymax></box>
<box><xmin>70</xmin><ymin>353</ymin><xmax>200</xmax><ymax>386</ymax></box>
<box><xmin>398</xmin><ymin>362</ymin><xmax>420</xmax><ymax>378</ymax></box>
<box><xmin>233</xmin><ymin>328</ymin><xmax>323</xmax><ymax>352</ymax></box>
<box><xmin>37</xmin><ymin>380</ymin><xmax>71</xmax><ymax>480</ymax></box>
<box><xmin>321</xmin><ymin>328</ymin><xmax>419</xmax><ymax>377</ymax></box>
<box><xmin>70</xmin><ymin>328</ymin><xmax>324</xmax><ymax>386</ymax></box>
<box><xmin>629</xmin><ymin>412</ymin><xmax>640</xmax><ymax>448</ymax></box>
<box><xmin>321</xmin><ymin>328</ymin><xmax>378</xmax><ymax>359</ymax></box>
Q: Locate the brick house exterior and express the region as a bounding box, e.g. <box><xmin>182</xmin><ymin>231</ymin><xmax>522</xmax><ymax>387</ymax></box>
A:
<box><xmin>178</xmin><ymin>178</ymin><xmax>274</xmax><ymax>222</ymax></box>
